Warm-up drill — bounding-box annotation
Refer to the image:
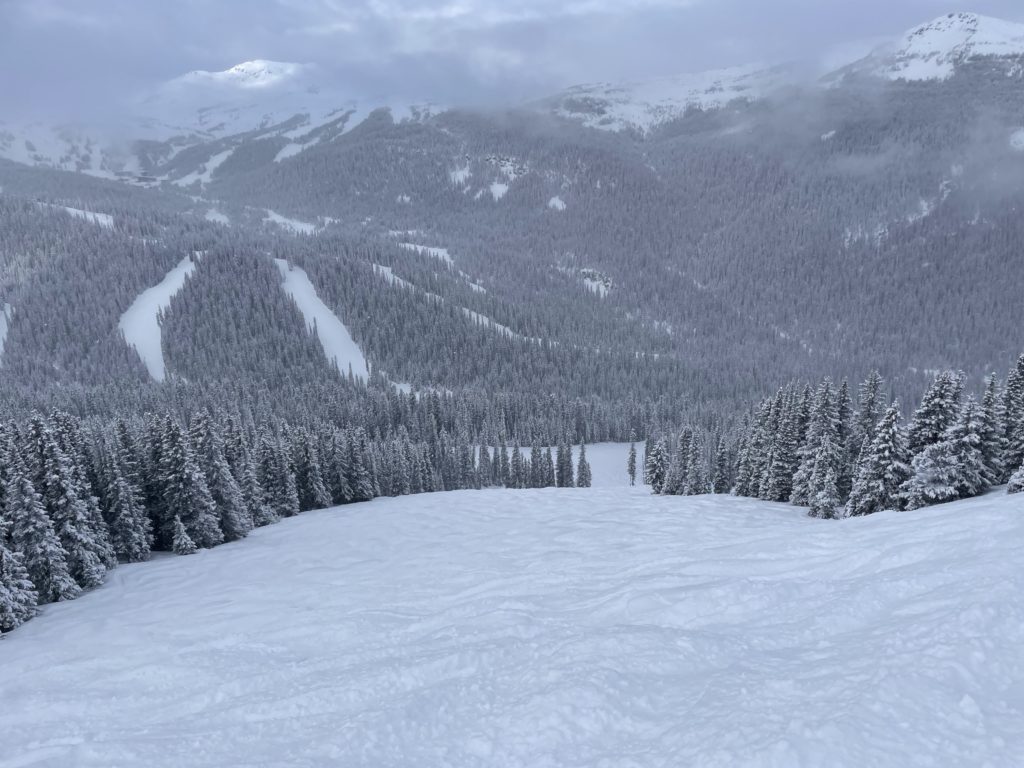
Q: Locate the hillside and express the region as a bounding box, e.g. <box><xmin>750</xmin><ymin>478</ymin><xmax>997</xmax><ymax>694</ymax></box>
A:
<box><xmin>2</xmin><ymin>447</ymin><xmax>1022</xmax><ymax>766</ymax></box>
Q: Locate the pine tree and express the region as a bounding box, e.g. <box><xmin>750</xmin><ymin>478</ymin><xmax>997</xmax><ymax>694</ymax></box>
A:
<box><xmin>901</xmin><ymin>398</ymin><xmax>990</xmax><ymax>510</ymax></box>
<box><xmin>529</xmin><ymin>442</ymin><xmax>543</xmax><ymax>488</ymax></box>
<box><xmin>293</xmin><ymin>430</ymin><xmax>332</xmax><ymax>512</ymax></box>
<box><xmin>1003</xmin><ymin>355</ymin><xmax>1024</xmax><ymax>480</ymax></box>
<box><xmin>627</xmin><ymin>439</ymin><xmax>637</xmax><ymax>487</ymax></box>
<box><xmin>510</xmin><ymin>441</ymin><xmax>525</xmax><ymax>489</ymax></box>
<box><xmin>792</xmin><ymin>380</ymin><xmax>835</xmax><ymax>507</ymax></box>
<box><xmin>160</xmin><ymin>419</ymin><xmax>223</xmax><ymax>549</ymax></box>
<box><xmin>191</xmin><ymin>414</ymin><xmax>253</xmax><ymax>540</ymax></box>
<box><xmin>0</xmin><ymin>544</ymin><xmax>37</xmax><ymax>633</ymax></box>
<box><xmin>104</xmin><ymin>455</ymin><xmax>152</xmax><ymax>562</ymax></box>
<box><xmin>844</xmin><ymin>404</ymin><xmax>911</xmax><ymax>517</ymax></box>
<box><xmin>808</xmin><ymin>428</ymin><xmax>842</xmax><ymax>520</ymax></box>
<box><xmin>240</xmin><ymin>448</ymin><xmax>278</xmax><ymax>526</ymax></box>
<box><xmin>855</xmin><ymin>370</ymin><xmax>886</xmax><ymax>451</ymax></box>
<box><xmin>31</xmin><ymin>420</ymin><xmax>108</xmax><ymax>589</ymax></box>
<box><xmin>712</xmin><ymin>438</ymin><xmax>731</xmax><ymax>494</ymax></box>
<box><xmin>1008</xmin><ymin>460</ymin><xmax>1024</xmax><ymax>494</ymax></box>
<box><xmin>645</xmin><ymin>438</ymin><xmax>669</xmax><ymax>494</ymax></box>
<box><xmin>172</xmin><ymin>515</ymin><xmax>198</xmax><ymax>555</ymax></box>
<box><xmin>576</xmin><ymin>443</ymin><xmax>592</xmax><ymax>487</ymax></box>
<box><xmin>478</xmin><ymin>445</ymin><xmax>493</xmax><ymax>488</ymax></box>
<box><xmin>906</xmin><ymin>371</ymin><xmax>963</xmax><ymax>456</ymax></box>
<box><xmin>542</xmin><ymin>447</ymin><xmax>556</xmax><ymax>488</ymax></box>
<box><xmin>7</xmin><ymin>470</ymin><xmax>80</xmax><ymax>603</ymax></box>
<box><xmin>556</xmin><ymin>440</ymin><xmax>574</xmax><ymax>488</ymax></box>
<box><xmin>979</xmin><ymin>375</ymin><xmax>1007</xmax><ymax>486</ymax></box>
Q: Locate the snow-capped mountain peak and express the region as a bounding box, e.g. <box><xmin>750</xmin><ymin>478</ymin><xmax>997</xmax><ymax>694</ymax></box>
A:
<box><xmin>869</xmin><ymin>12</ymin><xmax>1024</xmax><ymax>81</ymax></box>
<box><xmin>173</xmin><ymin>60</ymin><xmax>312</xmax><ymax>90</ymax></box>
<box><xmin>544</xmin><ymin>63</ymin><xmax>792</xmax><ymax>133</ymax></box>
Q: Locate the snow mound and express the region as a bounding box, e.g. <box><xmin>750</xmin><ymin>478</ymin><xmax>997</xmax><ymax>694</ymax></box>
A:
<box><xmin>274</xmin><ymin>259</ymin><xmax>369</xmax><ymax>381</ymax></box>
<box><xmin>2</xmin><ymin>480</ymin><xmax>1023</xmax><ymax>766</ymax></box>
<box><xmin>874</xmin><ymin>12</ymin><xmax>1024</xmax><ymax>81</ymax></box>
<box><xmin>119</xmin><ymin>256</ymin><xmax>196</xmax><ymax>381</ymax></box>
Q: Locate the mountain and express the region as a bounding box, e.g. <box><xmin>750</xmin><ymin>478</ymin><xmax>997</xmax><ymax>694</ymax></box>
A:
<box><xmin>1</xmin><ymin>12</ymin><xmax>1023</xmax><ymax>414</ymax></box>
<box><xmin>836</xmin><ymin>12</ymin><xmax>1024</xmax><ymax>82</ymax></box>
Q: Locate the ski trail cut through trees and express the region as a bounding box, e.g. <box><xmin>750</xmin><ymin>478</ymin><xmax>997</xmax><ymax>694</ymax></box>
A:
<box><xmin>0</xmin><ymin>303</ymin><xmax>12</xmax><ymax>368</ymax></box>
<box><xmin>119</xmin><ymin>256</ymin><xmax>197</xmax><ymax>382</ymax></box>
<box><xmin>274</xmin><ymin>259</ymin><xmax>370</xmax><ymax>382</ymax></box>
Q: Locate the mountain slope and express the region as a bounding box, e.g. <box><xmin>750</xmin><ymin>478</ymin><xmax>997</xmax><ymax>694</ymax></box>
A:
<box><xmin>2</xmin><ymin>466</ymin><xmax>1021</xmax><ymax>766</ymax></box>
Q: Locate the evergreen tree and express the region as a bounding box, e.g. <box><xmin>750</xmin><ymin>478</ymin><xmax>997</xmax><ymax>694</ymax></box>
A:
<box><xmin>855</xmin><ymin>370</ymin><xmax>886</xmax><ymax>450</ymax></box>
<box><xmin>576</xmin><ymin>443</ymin><xmax>592</xmax><ymax>487</ymax></box>
<box><xmin>31</xmin><ymin>420</ymin><xmax>108</xmax><ymax>589</ymax></box>
<box><xmin>791</xmin><ymin>380</ymin><xmax>835</xmax><ymax>507</ymax></box>
<box><xmin>906</xmin><ymin>371</ymin><xmax>963</xmax><ymax>455</ymax></box>
<box><xmin>293</xmin><ymin>429</ymin><xmax>332</xmax><ymax>512</ymax></box>
<box><xmin>529</xmin><ymin>442</ymin><xmax>543</xmax><ymax>488</ymax></box>
<box><xmin>510</xmin><ymin>441</ymin><xmax>525</xmax><ymax>489</ymax></box>
<box><xmin>7</xmin><ymin>470</ymin><xmax>80</xmax><ymax>603</ymax></box>
<box><xmin>240</xmin><ymin>449</ymin><xmax>277</xmax><ymax>526</ymax></box>
<box><xmin>0</xmin><ymin>544</ymin><xmax>37</xmax><ymax>633</ymax></box>
<box><xmin>478</xmin><ymin>445</ymin><xmax>493</xmax><ymax>488</ymax></box>
<box><xmin>556</xmin><ymin>440</ymin><xmax>574</xmax><ymax>488</ymax></box>
<box><xmin>191</xmin><ymin>413</ymin><xmax>253</xmax><ymax>540</ymax></box>
<box><xmin>160</xmin><ymin>419</ymin><xmax>224</xmax><ymax>549</ymax></box>
<box><xmin>627</xmin><ymin>439</ymin><xmax>637</xmax><ymax>487</ymax></box>
<box><xmin>104</xmin><ymin>455</ymin><xmax>152</xmax><ymax>562</ymax></box>
<box><xmin>808</xmin><ymin>428</ymin><xmax>842</xmax><ymax>520</ymax></box>
<box><xmin>1003</xmin><ymin>355</ymin><xmax>1024</xmax><ymax>480</ymax></box>
<box><xmin>542</xmin><ymin>447</ymin><xmax>556</xmax><ymax>488</ymax></box>
<box><xmin>979</xmin><ymin>375</ymin><xmax>1007</xmax><ymax>486</ymax></box>
<box><xmin>844</xmin><ymin>404</ymin><xmax>911</xmax><ymax>517</ymax></box>
<box><xmin>645</xmin><ymin>438</ymin><xmax>669</xmax><ymax>494</ymax></box>
<box><xmin>172</xmin><ymin>515</ymin><xmax>198</xmax><ymax>556</ymax></box>
<box><xmin>712</xmin><ymin>438</ymin><xmax>731</xmax><ymax>494</ymax></box>
<box><xmin>1008</xmin><ymin>460</ymin><xmax>1024</xmax><ymax>494</ymax></box>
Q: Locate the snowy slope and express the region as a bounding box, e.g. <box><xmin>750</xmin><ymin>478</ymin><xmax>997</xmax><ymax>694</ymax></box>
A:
<box><xmin>546</xmin><ymin>64</ymin><xmax>790</xmax><ymax>132</ymax></box>
<box><xmin>2</xmin><ymin>466</ymin><xmax>1023</xmax><ymax>766</ymax></box>
<box><xmin>0</xmin><ymin>303</ymin><xmax>11</xmax><ymax>367</ymax></box>
<box><xmin>118</xmin><ymin>256</ymin><xmax>197</xmax><ymax>382</ymax></box>
<box><xmin>843</xmin><ymin>12</ymin><xmax>1024</xmax><ymax>82</ymax></box>
<box><xmin>274</xmin><ymin>259</ymin><xmax>370</xmax><ymax>381</ymax></box>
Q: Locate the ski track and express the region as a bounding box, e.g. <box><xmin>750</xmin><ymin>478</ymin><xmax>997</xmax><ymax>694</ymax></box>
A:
<box><xmin>274</xmin><ymin>259</ymin><xmax>369</xmax><ymax>381</ymax></box>
<box><xmin>1</xmin><ymin>444</ymin><xmax>1023</xmax><ymax>767</ymax></box>
<box><xmin>118</xmin><ymin>257</ymin><xmax>196</xmax><ymax>382</ymax></box>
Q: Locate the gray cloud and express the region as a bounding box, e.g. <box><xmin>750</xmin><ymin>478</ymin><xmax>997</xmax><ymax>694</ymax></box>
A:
<box><xmin>2</xmin><ymin>0</ymin><xmax>1024</xmax><ymax>121</ymax></box>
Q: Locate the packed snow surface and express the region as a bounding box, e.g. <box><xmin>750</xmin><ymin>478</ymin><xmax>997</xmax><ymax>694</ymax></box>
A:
<box><xmin>398</xmin><ymin>242</ymin><xmax>455</xmax><ymax>266</ymax></box>
<box><xmin>118</xmin><ymin>256</ymin><xmax>196</xmax><ymax>382</ymax></box>
<box><xmin>264</xmin><ymin>210</ymin><xmax>318</xmax><ymax>235</ymax></box>
<box><xmin>3</xmin><ymin>443</ymin><xmax>1023</xmax><ymax>766</ymax></box>
<box><xmin>274</xmin><ymin>259</ymin><xmax>369</xmax><ymax>381</ymax></box>
<box><xmin>56</xmin><ymin>205</ymin><xmax>114</xmax><ymax>228</ymax></box>
<box><xmin>172</xmin><ymin>148</ymin><xmax>233</xmax><ymax>187</ymax></box>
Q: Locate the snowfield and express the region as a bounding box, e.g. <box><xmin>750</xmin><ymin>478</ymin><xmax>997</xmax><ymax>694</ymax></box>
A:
<box><xmin>118</xmin><ymin>256</ymin><xmax>197</xmax><ymax>382</ymax></box>
<box><xmin>274</xmin><ymin>259</ymin><xmax>370</xmax><ymax>381</ymax></box>
<box><xmin>2</xmin><ymin>444</ymin><xmax>1023</xmax><ymax>767</ymax></box>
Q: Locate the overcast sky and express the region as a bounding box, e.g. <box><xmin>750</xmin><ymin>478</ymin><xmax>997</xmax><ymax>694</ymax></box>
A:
<box><xmin>3</xmin><ymin>0</ymin><xmax>1024</xmax><ymax>119</ymax></box>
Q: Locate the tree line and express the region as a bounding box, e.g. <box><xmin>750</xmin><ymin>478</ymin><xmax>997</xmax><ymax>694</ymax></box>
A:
<box><xmin>0</xmin><ymin>408</ymin><xmax>592</xmax><ymax>634</ymax></box>
<box><xmin>643</xmin><ymin>354</ymin><xmax>1024</xmax><ymax>515</ymax></box>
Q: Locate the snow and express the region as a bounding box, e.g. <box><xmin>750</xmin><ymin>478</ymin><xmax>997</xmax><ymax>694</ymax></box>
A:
<box><xmin>273</xmin><ymin>142</ymin><xmax>306</xmax><ymax>162</ymax></box>
<box><xmin>551</xmin><ymin>64</ymin><xmax>789</xmax><ymax>133</ymax></box>
<box><xmin>583</xmin><ymin>277</ymin><xmax>610</xmax><ymax>298</ymax></box>
<box><xmin>548</xmin><ymin>195</ymin><xmax>567</xmax><ymax>211</ymax></box>
<box><xmin>3</xmin><ymin>459</ymin><xmax>1024</xmax><ymax>766</ymax></box>
<box><xmin>1011</xmin><ymin>129</ymin><xmax>1024</xmax><ymax>151</ymax></box>
<box><xmin>172</xmin><ymin>148</ymin><xmax>233</xmax><ymax>187</ymax></box>
<box><xmin>396</xmin><ymin>194</ymin><xmax>412</xmax><ymax>204</ymax></box>
<box><xmin>489</xmin><ymin>181</ymin><xmax>509</xmax><ymax>201</ymax></box>
<box><xmin>264</xmin><ymin>210</ymin><xmax>318</xmax><ymax>235</ymax></box>
<box><xmin>398</xmin><ymin>242</ymin><xmax>455</xmax><ymax>266</ymax></box>
<box><xmin>274</xmin><ymin>259</ymin><xmax>369</xmax><ymax>381</ymax></box>
<box><xmin>878</xmin><ymin>13</ymin><xmax>1024</xmax><ymax>81</ymax></box>
<box><xmin>373</xmin><ymin>263</ymin><xmax>416</xmax><ymax>291</ymax></box>
<box><xmin>55</xmin><ymin>205</ymin><xmax>114</xmax><ymax>228</ymax></box>
<box><xmin>203</xmin><ymin>208</ymin><xmax>229</xmax><ymax>225</ymax></box>
<box><xmin>0</xmin><ymin>303</ymin><xmax>11</xmax><ymax>367</ymax></box>
<box><xmin>821</xmin><ymin>130</ymin><xmax>837</xmax><ymax>142</ymax></box>
<box><xmin>449</xmin><ymin>164</ymin><xmax>472</xmax><ymax>185</ymax></box>
<box><xmin>118</xmin><ymin>256</ymin><xmax>196</xmax><ymax>382</ymax></box>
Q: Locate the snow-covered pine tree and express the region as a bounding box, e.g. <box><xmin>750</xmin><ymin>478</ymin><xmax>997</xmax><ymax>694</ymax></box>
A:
<box><xmin>103</xmin><ymin>453</ymin><xmax>152</xmax><ymax>562</ymax></box>
<box><xmin>292</xmin><ymin>429</ymin><xmax>332</xmax><ymax>512</ymax></box>
<box><xmin>29</xmin><ymin>418</ymin><xmax>109</xmax><ymax>589</ymax></box>
<box><xmin>191</xmin><ymin>413</ymin><xmax>253</xmax><ymax>540</ymax></box>
<box><xmin>160</xmin><ymin>418</ymin><xmax>224</xmax><ymax>549</ymax></box>
<box><xmin>906</xmin><ymin>371</ymin><xmax>963</xmax><ymax>456</ymax></box>
<box><xmin>7</xmin><ymin>467</ymin><xmax>80</xmax><ymax>603</ymax></box>
<box><xmin>791</xmin><ymin>379</ymin><xmax>835</xmax><ymax>507</ymax></box>
<box><xmin>855</xmin><ymin>370</ymin><xmax>886</xmax><ymax>451</ymax></box>
<box><xmin>761</xmin><ymin>393</ymin><xmax>799</xmax><ymax>502</ymax></box>
<box><xmin>240</xmin><ymin>448</ymin><xmax>277</xmax><ymax>527</ymax></box>
<box><xmin>542</xmin><ymin>447</ymin><xmax>556</xmax><ymax>488</ymax></box>
<box><xmin>0</xmin><ymin>544</ymin><xmax>37</xmax><ymax>633</ymax></box>
<box><xmin>685</xmin><ymin>433</ymin><xmax>708</xmax><ymax>495</ymax></box>
<box><xmin>627</xmin><ymin>440</ymin><xmax>637</xmax><ymax>487</ymax></box>
<box><xmin>576</xmin><ymin>442</ymin><xmax>592</xmax><ymax>487</ymax></box>
<box><xmin>478</xmin><ymin>445</ymin><xmax>493</xmax><ymax>488</ymax></box>
<box><xmin>529</xmin><ymin>442</ymin><xmax>543</xmax><ymax>488</ymax></box>
<box><xmin>1009</xmin><ymin>460</ymin><xmax>1024</xmax><ymax>494</ymax></box>
<box><xmin>979</xmin><ymin>375</ymin><xmax>1007</xmax><ymax>486</ymax></box>
<box><xmin>844</xmin><ymin>403</ymin><xmax>911</xmax><ymax>517</ymax></box>
<box><xmin>712</xmin><ymin>438</ymin><xmax>731</xmax><ymax>494</ymax></box>
<box><xmin>172</xmin><ymin>515</ymin><xmax>198</xmax><ymax>555</ymax></box>
<box><xmin>645</xmin><ymin>438</ymin><xmax>669</xmax><ymax>494</ymax></box>
<box><xmin>1004</xmin><ymin>355</ymin><xmax>1024</xmax><ymax>480</ymax></box>
<box><xmin>835</xmin><ymin>380</ymin><xmax>855</xmax><ymax>502</ymax></box>
<box><xmin>510</xmin><ymin>440</ymin><xmax>525</xmax><ymax>488</ymax></box>
<box><xmin>662</xmin><ymin>429</ymin><xmax>691</xmax><ymax>495</ymax></box>
<box><xmin>556</xmin><ymin>441</ymin><xmax>573</xmax><ymax>488</ymax></box>
<box><xmin>808</xmin><ymin>428</ymin><xmax>842</xmax><ymax>520</ymax></box>
<box><xmin>901</xmin><ymin>397</ymin><xmax>990</xmax><ymax>509</ymax></box>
